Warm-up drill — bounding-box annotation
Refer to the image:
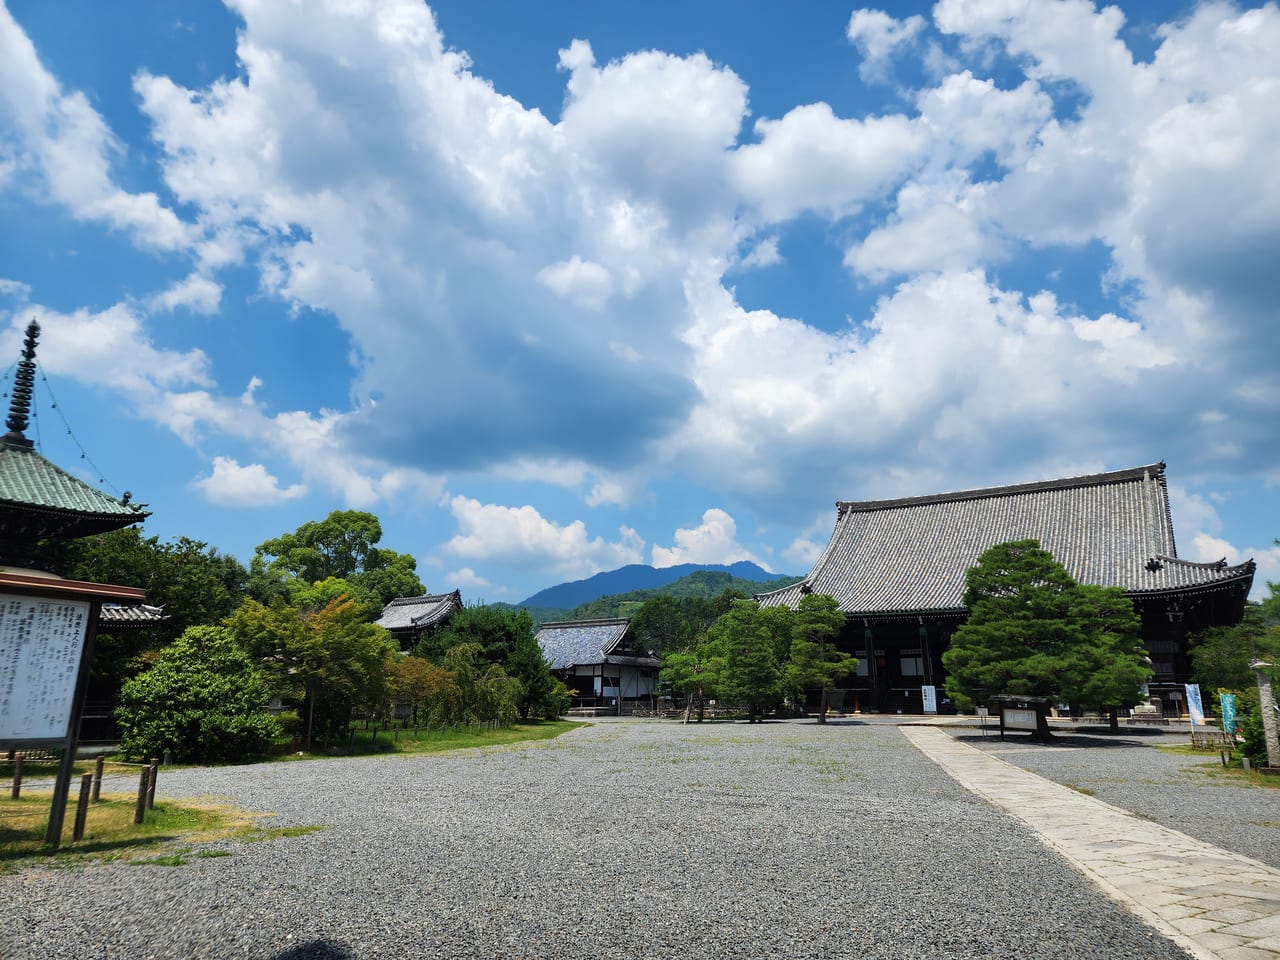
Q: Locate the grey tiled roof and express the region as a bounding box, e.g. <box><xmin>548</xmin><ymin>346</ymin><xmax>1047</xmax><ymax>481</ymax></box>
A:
<box><xmin>0</xmin><ymin>443</ymin><xmax>149</xmax><ymax>527</ymax></box>
<box><xmin>375</xmin><ymin>590</ymin><xmax>463</xmax><ymax>632</ymax></box>
<box><xmin>759</xmin><ymin>463</ymin><xmax>1255</xmax><ymax>615</ymax></box>
<box><xmin>99</xmin><ymin>603</ymin><xmax>166</xmax><ymax>626</ymax></box>
<box><xmin>535</xmin><ymin>618</ymin><xmax>635</xmax><ymax>671</ymax></box>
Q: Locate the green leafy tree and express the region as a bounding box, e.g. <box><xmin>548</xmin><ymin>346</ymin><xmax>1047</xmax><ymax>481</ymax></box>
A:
<box><xmin>631</xmin><ymin>596</ymin><xmax>691</xmax><ymax>658</ymax></box>
<box><xmin>785</xmin><ymin>594</ymin><xmax>856</xmax><ymax>723</ymax></box>
<box><xmin>441</xmin><ymin>643</ymin><xmax>523</xmax><ymax>723</ymax></box>
<box><xmin>505</xmin><ymin>626</ymin><xmax>561</xmax><ymax>720</ymax></box>
<box><xmin>1190</xmin><ymin>585</ymin><xmax>1280</xmax><ymax>694</ymax></box>
<box><xmin>1061</xmin><ymin>584</ymin><xmax>1149</xmax><ymax>731</ymax></box>
<box><xmin>757</xmin><ymin>605</ymin><xmax>798</xmax><ymax>670</ymax></box>
<box><xmin>942</xmin><ymin>539</ymin><xmax>1150</xmax><ymax>738</ymax></box>
<box><xmin>414</xmin><ymin>604</ymin><xmax>525</xmax><ymax>664</ymax></box>
<box><xmin>115</xmin><ymin>626</ymin><xmax>280</xmax><ymax>763</ymax></box>
<box><xmin>55</xmin><ymin>528</ymin><xmax>249</xmax><ymax>691</ymax></box>
<box><xmin>229</xmin><ymin>594</ymin><xmax>398</xmax><ymax>750</ymax></box>
<box><xmin>710</xmin><ymin>600</ymin><xmax>781</xmax><ymax>723</ymax></box>
<box><xmin>659</xmin><ymin>638</ymin><xmax>724</xmax><ymax>722</ymax></box>
<box><xmin>250</xmin><ymin>510</ymin><xmax>424</xmax><ymax>605</ymax></box>
<box><xmin>292</xmin><ymin>576</ymin><xmax>383</xmax><ymax>620</ymax></box>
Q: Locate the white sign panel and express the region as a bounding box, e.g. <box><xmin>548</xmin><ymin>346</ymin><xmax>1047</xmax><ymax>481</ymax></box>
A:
<box><xmin>0</xmin><ymin>596</ymin><xmax>90</xmax><ymax>740</ymax></box>
<box><xmin>921</xmin><ymin>685</ymin><xmax>937</xmax><ymax>713</ymax></box>
<box><xmin>1002</xmin><ymin>708</ymin><xmax>1038</xmax><ymax>731</ymax></box>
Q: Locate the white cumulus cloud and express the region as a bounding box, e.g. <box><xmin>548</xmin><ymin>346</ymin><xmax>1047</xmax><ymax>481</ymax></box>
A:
<box><xmin>195</xmin><ymin>456</ymin><xmax>307</xmax><ymax>506</ymax></box>
<box><xmin>652</xmin><ymin>508</ymin><xmax>769</xmax><ymax>569</ymax></box>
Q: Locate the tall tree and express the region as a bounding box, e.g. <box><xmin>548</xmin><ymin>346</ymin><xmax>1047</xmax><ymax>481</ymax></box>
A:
<box><xmin>785</xmin><ymin>594</ymin><xmax>856</xmax><ymax>723</ymax></box>
<box><xmin>58</xmin><ymin>527</ymin><xmax>248</xmax><ymax>643</ymax></box>
<box><xmin>942</xmin><ymin>539</ymin><xmax>1150</xmax><ymax>738</ymax></box>
<box><xmin>710</xmin><ymin>600</ymin><xmax>781</xmax><ymax>723</ymax></box>
<box><xmin>631</xmin><ymin>596</ymin><xmax>691</xmax><ymax>658</ymax></box>
<box><xmin>659</xmin><ymin>635</ymin><xmax>724</xmax><ymax>723</ymax></box>
<box><xmin>229</xmin><ymin>594</ymin><xmax>397</xmax><ymax>751</ymax></box>
<box><xmin>251</xmin><ymin>510</ymin><xmax>424</xmax><ymax>605</ymax></box>
<box><xmin>1190</xmin><ymin>580</ymin><xmax>1280</xmax><ymax>694</ymax></box>
<box><xmin>1061</xmin><ymin>584</ymin><xmax>1150</xmax><ymax>731</ymax></box>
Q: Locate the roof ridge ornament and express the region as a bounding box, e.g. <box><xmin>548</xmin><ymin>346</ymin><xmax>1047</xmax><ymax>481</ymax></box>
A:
<box><xmin>2</xmin><ymin>319</ymin><xmax>39</xmax><ymax>449</ymax></box>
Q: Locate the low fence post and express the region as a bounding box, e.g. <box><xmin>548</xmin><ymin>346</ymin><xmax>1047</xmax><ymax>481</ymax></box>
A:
<box><xmin>91</xmin><ymin>755</ymin><xmax>104</xmax><ymax>802</ymax></box>
<box><xmin>10</xmin><ymin>755</ymin><xmax>22</xmax><ymax>799</ymax></box>
<box><xmin>134</xmin><ymin>767</ymin><xmax>148</xmax><ymax>824</ymax></box>
<box><xmin>146</xmin><ymin>758</ymin><xmax>158</xmax><ymax>810</ymax></box>
<box><xmin>73</xmin><ymin>773</ymin><xmax>92</xmax><ymax>841</ymax></box>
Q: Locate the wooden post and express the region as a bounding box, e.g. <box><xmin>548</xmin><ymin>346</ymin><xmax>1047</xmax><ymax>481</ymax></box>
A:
<box><xmin>91</xmin><ymin>755</ymin><xmax>104</xmax><ymax>802</ymax></box>
<box><xmin>146</xmin><ymin>758</ymin><xmax>158</xmax><ymax>809</ymax></box>
<box><xmin>134</xmin><ymin>767</ymin><xmax>148</xmax><ymax>824</ymax></box>
<box><xmin>10</xmin><ymin>755</ymin><xmax>22</xmax><ymax>799</ymax></box>
<box><xmin>72</xmin><ymin>773</ymin><xmax>92</xmax><ymax>841</ymax></box>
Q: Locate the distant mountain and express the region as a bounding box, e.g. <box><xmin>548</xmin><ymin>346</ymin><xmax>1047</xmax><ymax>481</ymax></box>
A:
<box><xmin>518</xmin><ymin>561</ymin><xmax>784</xmax><ymax>610</ymax></box>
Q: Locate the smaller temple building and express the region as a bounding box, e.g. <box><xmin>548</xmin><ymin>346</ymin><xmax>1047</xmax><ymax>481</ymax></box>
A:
<box><xmin>758</xmin><ymin>463</ymin><xmax>1254</xmax><ymax>716</ymax></box>
<box><xmin>375</xmin><ymin>590</ymin><xmax>464</xmax><ymax>651</ymax></box>
<box><xmin>535</xmin><ymin>618</ymin><xmax>661</xmax><ymax>715</ymax></box>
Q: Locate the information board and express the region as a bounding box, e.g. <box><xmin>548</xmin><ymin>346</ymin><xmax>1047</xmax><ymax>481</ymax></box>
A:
<box><xmin>921</xmin><ymin>685</ymin><xmax>937</xmax><ymax>713</ymax></box>
<box><xmin>0</xmin><ymin>595</ymin><xmax>90</xmax><ymax>740</ymax></box>
<box><xmin>1002</xmin><ymin>708</ymin><xmax>1038</xmax><ymax>731</ymax></box>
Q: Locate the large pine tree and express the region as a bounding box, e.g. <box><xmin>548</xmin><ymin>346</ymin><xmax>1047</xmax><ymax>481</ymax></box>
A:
<box><xmin>942</xmin><ymin>539</ymin><xmax>1149</xmax><ymax>735</ymax></box>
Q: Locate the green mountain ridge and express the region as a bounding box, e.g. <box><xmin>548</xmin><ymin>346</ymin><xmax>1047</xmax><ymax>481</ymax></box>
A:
<box><xmin>494</xmin><ymin>569</ymin><xmax>804</xmax><ymax>625</ymax></box>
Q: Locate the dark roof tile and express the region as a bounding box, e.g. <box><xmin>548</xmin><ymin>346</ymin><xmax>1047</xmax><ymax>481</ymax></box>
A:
<box><xmin>759</xmin><ymin>463</ymin><xmax>1254</xmax><ymax>614</ymax></box>
<box><xmin>535</xmin><ymin>618</ymin><xmax>633</xmax><ymax>671</ymax></box>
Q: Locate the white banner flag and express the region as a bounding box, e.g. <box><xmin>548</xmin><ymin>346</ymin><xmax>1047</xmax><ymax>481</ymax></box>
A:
<box><xmin>1184</xmin><ymin>683</ymin><xmax>1204</xmax><ymax>725</ymax></box>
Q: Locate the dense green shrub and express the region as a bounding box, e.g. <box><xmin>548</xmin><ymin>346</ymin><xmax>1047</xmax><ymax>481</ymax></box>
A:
<box><xmin>116</xmin><ymin>626</ymin><xmax>281</xmax><ymax>763</ymax></box>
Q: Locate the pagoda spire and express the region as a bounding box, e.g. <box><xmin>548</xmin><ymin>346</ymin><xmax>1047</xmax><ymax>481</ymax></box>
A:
<box><xmin>2</xmin><ymin>320</ymin><xmax>39</xmax><ymax>450</ymax></box>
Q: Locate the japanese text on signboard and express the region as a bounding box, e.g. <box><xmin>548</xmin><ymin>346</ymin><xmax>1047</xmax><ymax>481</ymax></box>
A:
<box><xmin>0</xmin><ymin>596</ymin><xmax>90</xmax><ymax>741</ymax></box>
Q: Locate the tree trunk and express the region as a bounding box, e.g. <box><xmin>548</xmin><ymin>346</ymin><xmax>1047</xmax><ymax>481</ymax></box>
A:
<box><xmin>1108</xmin><ymin>707</ymin><xmax>1119</xmax><ymax>733</ymax></box>
<box><xmin>817</xmin><ymin>687</ymin><xmax>829</xmax><ymax>724</ymax></box>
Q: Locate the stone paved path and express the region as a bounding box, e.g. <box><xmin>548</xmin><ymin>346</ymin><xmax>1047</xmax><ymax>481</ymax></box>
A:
<box><xmin>903</xmin><ymin>726</ymin><xmax>1280</xmax><ymax>960</ymax></box>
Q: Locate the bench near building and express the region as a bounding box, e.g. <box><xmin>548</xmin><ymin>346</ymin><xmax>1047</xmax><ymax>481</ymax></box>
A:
<box><xmin>535</xmin><ymin>618</ymin><xmax>661</xmax><ymax>716</ymax></box>
<box><xmin>758</xmin><ymin>463</ymin><xmax>1254</xmax><ymax>716</ymax></box>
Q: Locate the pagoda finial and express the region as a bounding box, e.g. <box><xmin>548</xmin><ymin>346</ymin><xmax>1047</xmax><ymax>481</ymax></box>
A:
<box><xmin>3</xmin><ymin>320</ymin><xmax>39</xmax><ymax>449</ymax></box>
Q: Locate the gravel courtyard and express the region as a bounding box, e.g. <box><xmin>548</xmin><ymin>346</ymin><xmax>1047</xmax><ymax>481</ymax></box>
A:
<box><xmin>1</xmin><ymin>721</ymin><xmax>1198</xmax><ymax>960</ymax></box>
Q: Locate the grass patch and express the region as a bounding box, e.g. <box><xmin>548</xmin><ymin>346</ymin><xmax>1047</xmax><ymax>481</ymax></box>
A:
<box><xmin>1065</xmin><ymin>783</ymin><xmax>1096</xmax><ymax>796</ymax></box>
<box><xmin>0</xmin><ymin>793</ymin><xmax>249</xmax><ymax>869</ymax></box>
<box><xmin>241</xmin><ymin>824</ymin><xmax>327</xmax><ymax>842</ymax></box>
<box><xmin>284</xmin><ymin>719</ymin><xmax>583</xmax><ymax>759</ymax></box>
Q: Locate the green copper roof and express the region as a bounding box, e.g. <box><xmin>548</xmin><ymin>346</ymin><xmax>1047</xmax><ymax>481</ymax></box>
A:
<box><xmin>0</xmin><ymin>442</ymin><xmax>148</xmax><ymax>521</ymax></box>
<box><xmin>0</xmin><ymin>320</ymin><xmax>149</xmax><ymax>547</ymax></box>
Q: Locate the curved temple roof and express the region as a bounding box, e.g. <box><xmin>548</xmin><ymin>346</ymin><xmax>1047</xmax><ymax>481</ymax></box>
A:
<box><xmin>536</xmin><ymin>618</ymin><xmax>660</xmax><ymax>671</ymax></box>
<box><xmin>375</xmin><ymin>590</ymin><xmax>463</xmax><ymax>632</ymax></box>
<box><xmin>758</xmin><ymin>463</ymin><xmax>1255</xmax><ymax>616</ymax></box>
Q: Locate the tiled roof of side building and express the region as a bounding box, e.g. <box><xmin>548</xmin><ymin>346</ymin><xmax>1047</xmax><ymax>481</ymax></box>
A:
<box><xmin>758</xmin><ymin>462</ymin><xmax>1255</xmax><ymax>615</ymax></box>
<box><xmin>375</xmin><ymin>590</ymin><xmax>463</xmax><ymax>631</ymax></box>
<box><xmin>99</xmin><ymin>603</ymin><xmax>167</xmax><ymax>626</ymax></box>
<box><xmin>535</xmin><ymin>618</ymin><xmax>633</xmax><ymax>671</ymax></box>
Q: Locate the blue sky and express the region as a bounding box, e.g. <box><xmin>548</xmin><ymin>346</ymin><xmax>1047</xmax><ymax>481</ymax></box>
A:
<box><xmin>2</xmin><ymin>0</ymin><xmax>1278</xmax><ymax>602</ymax></box>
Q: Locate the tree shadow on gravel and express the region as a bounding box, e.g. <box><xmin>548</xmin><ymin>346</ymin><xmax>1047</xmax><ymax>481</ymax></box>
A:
<box><xmin>271</xmin><ymin>941</ymin><xmax>354</xmax><ymax>960</ymax></box>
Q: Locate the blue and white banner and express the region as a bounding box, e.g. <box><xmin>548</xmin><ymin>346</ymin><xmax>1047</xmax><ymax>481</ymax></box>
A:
<box><xmin>1185</xmin><ymin>683</ymin><xmax>1205</xmax><ymax>725</ymax></box>
<box><xmin>1220</xmin><ymin>693</ymin><xmax>1238</xmax><ymax>733</ymax></box>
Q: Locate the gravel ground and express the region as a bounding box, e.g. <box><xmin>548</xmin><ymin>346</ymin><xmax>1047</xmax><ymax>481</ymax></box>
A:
<box><xmin>0</xmin><ymin>721</ymin><xmax>1193</xmax><ymax>960</ymax></box>
<box><xmin>950</xmin><ymin>725</ymin><xmax>1280</xmax><ymax>869</ymax></box>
